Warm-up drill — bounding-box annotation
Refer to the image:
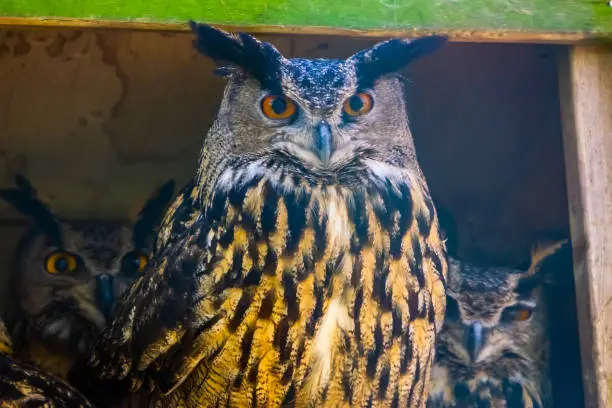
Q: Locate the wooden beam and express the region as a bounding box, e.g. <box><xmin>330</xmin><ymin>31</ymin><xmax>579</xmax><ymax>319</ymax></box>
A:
<box><xmin>0</xmin><ymin>18</ymin><xmax>607</xmax><ymax>44</ymax></box>
<box><xmin>0</xmin><ymin>0</ymin><xmax>611</xmax><ymax>43</ymax></box>
<box><xmin>559</xmin><ymin>44</ymin><xmax>612</xmax><ymax>407</ymax></box>
<box><xmin>0</xmin><ymin>17</ymin><xmax>607</xmax><ymax>44</ymax></box>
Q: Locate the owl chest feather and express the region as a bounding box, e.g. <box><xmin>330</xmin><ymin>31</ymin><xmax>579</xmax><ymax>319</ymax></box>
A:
<box><xmin>152</xmin><ymin>158</ymin><xmax>447</xmax><ymax>407</ymax></box>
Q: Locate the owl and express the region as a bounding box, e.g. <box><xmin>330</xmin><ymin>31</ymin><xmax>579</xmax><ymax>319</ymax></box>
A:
<box><xmin>0</xmin><ymin>175</ymin><xmax>175</xmax><ymax>380</ymax></box>
<box><xmin>427</xmin><ymin>240</ymin><xmax>567</xmax><ymax>408</ymax></box>
<box><xmin>0</xmin><ymin>317</ymin><xmax>94</xmax><ymax>407</ymax></box>
<box><xmin>69</xmin><ymin>22</ymin><xmax>448</xmax><ymax>408</ymax></box>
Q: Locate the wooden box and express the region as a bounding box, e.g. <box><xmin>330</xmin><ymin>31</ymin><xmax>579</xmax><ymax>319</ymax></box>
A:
<box><xmin>0</xmin><ymin>1</ymin><xmax>610</xmax><ymax>406</ymax></box>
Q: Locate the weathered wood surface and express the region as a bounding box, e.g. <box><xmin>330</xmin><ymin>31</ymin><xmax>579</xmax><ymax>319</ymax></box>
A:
<box><xmin>559</xmin><ymin>44</ymin><xmax>612</xmax><ymax>408</ymax></box>
<box><xmin>0</xmin><ymin>1</ymin><xmax>612</xmax><ymax>43</ymax></box>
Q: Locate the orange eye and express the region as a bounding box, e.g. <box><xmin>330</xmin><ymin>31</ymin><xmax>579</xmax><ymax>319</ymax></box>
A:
<box><xmin>45</xmin><ymin>252</ymin><xmax>78</xmax><ymax>275</ymax></box>
<box><xmin>261</xmin><ymin>95</ymin><xmax>297</xmax><ymax>120</ymax></box>
<box><xmin>502</xmin><ymin>305</ymin><xmax>534</xmax><ymax>323</ymax></box>
<box><xmin>513</xmin><ymin>309</ymin><xmax>532</xmax><ymax>322</ymax></box>
<box><xmin>137</xmin><ymin>253</ymin><xmax>148</xmax><ymax>271</ymax></box>
<box><xmin>122</xmin><ymin>251</ymin><xmax>148</xmax><ymax>277</ymax></box>
<box><xmin>343</xmin><ymin>92</ymin><xmax>374</xmax><ymax>117</ymax></box>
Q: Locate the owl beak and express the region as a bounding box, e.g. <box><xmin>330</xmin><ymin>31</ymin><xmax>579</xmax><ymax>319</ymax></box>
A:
<box><xmin>313</xmin><ymin>120</ymin><xmax>333</xmax><ymax>165</ymax></box>
<box><xmin>95</xmin><ymin>274</ymin><xmax>115</xmax><ymax>320</ymax></box>
<box><xmin>467</xmin><ymin>322</ymin><xmax>487</xmax><ymax>362</ymax></box>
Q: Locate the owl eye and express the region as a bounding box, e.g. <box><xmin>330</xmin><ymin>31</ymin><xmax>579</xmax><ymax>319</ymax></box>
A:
<box><xmin>45</xmin><ymin>252</ymin><xmax>78</xmax><ymax>275</ymax></box>
<box><xmin>501</xmin><ymin>305</ymin><xmax>534</xmax><ymax>322</ymax></box>
<box><xmin>343</xmin><ymin>92</ymin><xmax>374</xmax><ymax>117</ymax></box>
<box><xmin>121</xmin><ymin>250</ymin><xmax>148</xmax><ymax>277</ymax></box>
<box><xmin>261</xmin><ymin>95</ymin><xmax>297</xmax><ymax>120</ymax></box>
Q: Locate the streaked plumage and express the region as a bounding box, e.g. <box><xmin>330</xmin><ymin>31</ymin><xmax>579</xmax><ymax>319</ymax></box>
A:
<box><xmin>427</xmin><ymin>240</ymin><xmax>567</xmax><ymax>408</ymax></box>
<box><xmin>0</xmin><ymin>175</ymin><xmax>174</xmax><ymax>380</ymax></box>
<box><xmin>0</xmin><ymin>318</ymin><xmax>94</xmax><ymax>407</ymax></box>
<box><xmin>70</xmin><ymin>22</ymin><xmax>448</xmax><ymax>407</ymax></box>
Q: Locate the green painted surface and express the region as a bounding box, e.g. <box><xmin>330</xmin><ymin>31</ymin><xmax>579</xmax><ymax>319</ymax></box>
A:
<box><xmin>1</xmin><ymin>0</ymin><xmax>612</xmax><ymax>34</ymax></box>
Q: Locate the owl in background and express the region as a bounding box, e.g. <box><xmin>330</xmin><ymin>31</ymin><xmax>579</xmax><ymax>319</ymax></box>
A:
<box><xmin>0</xmin><ymin>174</ymin><xmax>175</xmax><ymax>380</ymax></box>
<box><xmin>427</xmin><ymin>239</ymin><xmax>568</xmax><ymax>408</ymax></box>
<box><xmin>0</xmin><ymin>317</ymin><xmax>94</xmax><ymax>406</ymax></box>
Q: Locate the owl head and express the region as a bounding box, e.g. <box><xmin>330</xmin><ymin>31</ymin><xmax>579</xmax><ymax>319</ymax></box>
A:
<box><xmin>189</xmin><ymin>22</ymin><xmax>447</xmax><ymax>191</ymax></box>
<box><xmin>429</xmin><ymin>240</ymin><xmax>568</xmax><ymax>407</ymax></box>
<box><xmin>0</xmin><ymin>175</ymin><xmax>175</xmax><ymax>362</ymax></box>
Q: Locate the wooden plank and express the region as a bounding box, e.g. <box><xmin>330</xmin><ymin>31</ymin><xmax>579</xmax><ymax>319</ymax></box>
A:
<box><xmin>0</xmin><ymin>1</ymin><xmax>612</xmax><ymax>43</ymax></box>
<box><xmin>558</xmin><ymin>44</ymin><xmax>612</xmax><ymax>407</ymax></box>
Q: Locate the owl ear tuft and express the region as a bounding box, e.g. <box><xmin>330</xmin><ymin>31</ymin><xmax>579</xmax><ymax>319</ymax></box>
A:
<box><xmin>0</xmin><ymin>174</ymin><xmax>62</xmax><ymax>246</ymax></box>
<box><xmin>189</xmin><ymin>20</ymin><xmax>285</xmax><ymax>92</ymax></box>
<box><xmin>516</xmin><ymin>237</ymin><xmax>570</xmax><ymax>293</ymax></box>
<box><xmin>132</xmin><ymin>179</ymin><xmax>176</xmax><ymax>250</ymax></box>
<box><xmin>527</xmin><ymin>239</ymin><xmax>569</xmax><ymax>276</ymax></box>
<box><xmin>349</xmin><ymin>35</ymin><xmax>448</xmax><ymax>88</ymax></box>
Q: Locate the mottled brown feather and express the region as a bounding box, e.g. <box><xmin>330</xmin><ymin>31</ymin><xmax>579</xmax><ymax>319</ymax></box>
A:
<box><xmin>0</xmin><ymin>319</ymin><xmax>94</xmax><ymax>407</ymax></box>
<box><xmin>71</xmin><ymin>153</ymin><xmax>447</xmax><ymax>407</ymax></box>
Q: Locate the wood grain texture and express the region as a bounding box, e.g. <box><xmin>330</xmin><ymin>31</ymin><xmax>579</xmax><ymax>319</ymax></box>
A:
<box><xmin>558</xmin><ymin>44</ymin><xmax>612</xmax><ymax>408</ymax></box>
<box><xmin>0</xmin><ymin>1</ymin><xmax>612</xmax><ymax>42</ymax></box>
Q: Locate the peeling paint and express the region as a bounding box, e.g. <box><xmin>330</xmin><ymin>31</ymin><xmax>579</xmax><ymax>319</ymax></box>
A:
<box><xmin>45</xmin><ymin>31</ymin><xmax>83</xmax><ymax>58</ymax></box>
<box><xmin>95</xmin><ymin>32</ymin><xmax>128</xmax><ymax>119</ymax></box>
<box><xmin>12</xmin><ymin>33</ymin><xmax>31</xmax><ymax>56</ymax></box>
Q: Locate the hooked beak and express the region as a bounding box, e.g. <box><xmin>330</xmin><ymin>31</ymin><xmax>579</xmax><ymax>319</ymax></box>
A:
<box><xmin>467</xmin><ymin>322</ymin><xmax>487</xmax><ymax>362</ymax></box>
<box><xmin>313</xmin><ymin>120</ymin><xmax>333</xmax><ymax>165</ymax></box>
<box><xmin>95</xmin><ymin>274</ymin><xmax>115</xmax><ymax>320</ymax></box>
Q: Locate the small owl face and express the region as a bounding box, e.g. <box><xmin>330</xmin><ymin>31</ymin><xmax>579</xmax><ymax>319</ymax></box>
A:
<box><xmin>0</xmin><ymin>176</ymin><xmax>174</xmax><ymax>373</ymax></box>
<box><xmin>429</xmin><ymin>240</ymin><xmax>567</xmax><ymax>407</ymax></box>
<box><xmin>15</xmin><ymin>222</ymin><xmax>149</xmax><ymax>328</ymax></box>
<box><xmin>443</xmin><ymin>258</ymin><xmax>544</xmax><ymax>366</ymax></box>
<box><xmin>191</xmin><ymin>22</ymin><xmax>447</xmax><ymax>173</ymax></box>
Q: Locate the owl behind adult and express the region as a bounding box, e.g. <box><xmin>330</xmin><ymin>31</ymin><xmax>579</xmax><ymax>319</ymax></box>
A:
<box><xmin>427</xmin><ymin>240</ymin><xmax>568</xmax><ymax>408</ymax></box>
<box><xmin>0</xmin><ymin>175</ymin><xmax>175</xmax><ymax>380</ymax></box>
<box><xmin>0</xmin><ymin>317</ymin><xmax>94</xmax><ymax>407</ymax></box>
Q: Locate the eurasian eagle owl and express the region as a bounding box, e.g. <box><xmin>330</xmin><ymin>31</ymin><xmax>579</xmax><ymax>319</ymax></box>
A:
<box><xmin>70</xmin><ymin>22</ymin><xmax>448</xmax><ymax>408</ymax></box>
<box><xmin>428</xmin><ymin>240</ymin><xmax>567</xmax><ymax>407</ymax></box>
<box><xmin>0</xmin><ymin>175</ymin><xmax>175</xmax><ymax>379</ymax></box>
